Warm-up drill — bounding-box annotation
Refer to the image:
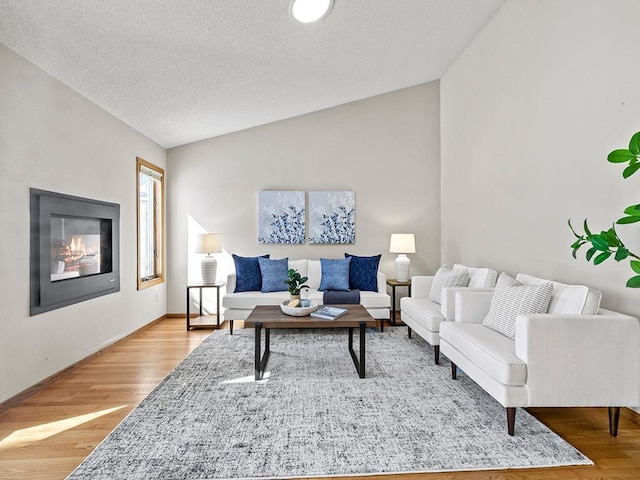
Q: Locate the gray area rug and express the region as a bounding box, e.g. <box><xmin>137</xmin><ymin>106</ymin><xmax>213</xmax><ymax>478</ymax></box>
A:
<box><xmin>67</xmin><ymin>326</ymin><xmax>592</xmax><ymax>479</ymax></box>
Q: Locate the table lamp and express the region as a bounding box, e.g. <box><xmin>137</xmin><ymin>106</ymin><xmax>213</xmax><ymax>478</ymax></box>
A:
<box><xmin>389</xmin><ymin>233</ymin><xmax>415</xmax><ymax>282</ymax></box>
<box><xmin>196</xmin><ymin>233</ymin><xmax>222</xmax><ymax>285</ymax></box>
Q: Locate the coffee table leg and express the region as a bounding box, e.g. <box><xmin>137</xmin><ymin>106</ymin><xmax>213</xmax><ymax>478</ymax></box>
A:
<box><xmin>359</xmin><ymin>321</ymin><xmax>366</xmax><ymax>378</ymax></box>
<box><xmin>348</xmin><ymin>323</ymin><xmax>366</xmax><ymax>378</ymax></box>
<box><xmin>255</xmin><ymin>322</ymin><xmax>262</xmax><ymax>380</ymax></box>
<box><xmin>254</xmin><ymin>322</ymin><xmax>271</xmax><ymax>381</ymax></box>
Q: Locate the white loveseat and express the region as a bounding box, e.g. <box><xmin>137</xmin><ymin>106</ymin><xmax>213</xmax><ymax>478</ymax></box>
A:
<box><xmin>223</xmin><ymin>259</ymin><xmax>390</xmax><ymax>334</ymax></box>
<box><xmin>400</xmin><ymin>264</ymin><xmax>497</xmax><ymax>364</ymax></box>
<box><xmin>440</xmin><ymin>273</ymin><xmax>640</xmax><ymax>436</ymax></box>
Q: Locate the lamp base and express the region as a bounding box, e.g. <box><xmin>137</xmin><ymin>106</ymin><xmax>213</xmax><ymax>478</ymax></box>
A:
<box><xmin>201</xmin><ymin>255</ymin><xmax>218</xmax><ymax>285</ymax></box>
<box><xmin>395</xmin><ymin>254</ymin><xmax>410</xmax><ymax>282</ymax></box>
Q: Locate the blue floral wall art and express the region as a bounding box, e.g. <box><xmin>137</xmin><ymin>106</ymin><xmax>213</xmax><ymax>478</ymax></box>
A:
<box><xmin>258</xmin><ymin>191</ymin><xmax>306</xmax><ymax>244</ymax></box>
<box><xmin>309</xmin><ymin>191</ymin><xmax>355</xmax><ymax>244</ymax></box>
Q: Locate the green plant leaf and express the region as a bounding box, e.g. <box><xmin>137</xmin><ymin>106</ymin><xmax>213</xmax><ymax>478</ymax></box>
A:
<box><xmin>603</xmin><ymin>228</ymin><xmax>621</xmax><ymax>246</ymax></box>
<box><xmin>616</xmin><ymin>215</ymin><xmax>640</xmax><ymax>224</ymax></box>
<box><xmin>590</xmin><ymin>236</ymin><xmax>609</xmax><ymax>251</ymax></box>
<box><xmin>623</xmin><ymin>204</ymin><xmax>640</xmax><ymax>216</ymax></box>
<box><xmin>615</xmin><ymin>247</ymin><xmax>629</xmax><ymax>261</ymax></box>
<box><xmin>582</xmin><ymin>219</ymin><xmax>592</xmax><ymax>237</ymax></box>
<box><xmin>629</xmin><ymin>132</ymin><xmax>640</xmax><ymax>155</ymax></box>
<box><xmin>608</xmin><ymin>149</ymin><xmax>635</xmax><ymax>163</ymax></box>
<box><xmin>593</xmin><ymin>251</ymin><xmax>612</xmax><ymax>265</ymax></box>
<box><xmin>568</xmin><ymin>219</ymin><xmax>585</xmax><ymax>239</ymax></box>
<box><xmin>626</xmin><ymin>275</ymin><xmax>640</xmax><ymax>288</ymax></box>
<box><xmin>623</xmin><ymin>162</ymin><xmax>640</xmax><ymax>179</ymax></box>
<box><xmin>570</xmin><ymin>239</ymin><xmax>584</xmax><ymax>249</ymax></box>
<box><xmin>585</xmin><ymin>246</ymin><xmax>598</xmax><ymax>261</ymax></box>
<box><xmin>631</xmin><ymin>260</ymin><xmax>640</xmax><ymax>274</ymax></box>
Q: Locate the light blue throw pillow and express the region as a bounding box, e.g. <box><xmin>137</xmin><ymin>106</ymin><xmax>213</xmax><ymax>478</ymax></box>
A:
<box><xmin>258</xmin><ymin>257</ymin><xmax>289</xmax><ymax>293</ymax></box>
<box><xmin>318</xmin><ymin>257</ymin><xmax>351</xmax><ymax>291</ymax></box>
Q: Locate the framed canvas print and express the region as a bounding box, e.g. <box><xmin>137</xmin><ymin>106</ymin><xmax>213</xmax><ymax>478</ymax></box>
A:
<box><xmin>258</xmin><ymin>191</ymin><xmax>305</xmax><ymax>244</ymax></box>
<box><xmin>309</xmin><ymin>191</ymin><xmax>355</xmax><ymax>244</ymax></box>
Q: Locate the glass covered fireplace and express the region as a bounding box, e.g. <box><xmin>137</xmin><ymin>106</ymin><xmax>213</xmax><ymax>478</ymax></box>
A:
<box><xmin>30</xmin><ymin>189</ymin><xmax>120</xmax><ymax>315</ymax></box>
<box><xmin>50</xmin><ymin>216</ymin><xmax>104</xmax><ymax>281</ymax></box>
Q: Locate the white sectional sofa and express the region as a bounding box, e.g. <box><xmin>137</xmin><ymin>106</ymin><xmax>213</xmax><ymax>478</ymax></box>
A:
<box><xmin>440</xmin><ymin>273</ymin><xmax>640</xmax><ymax>436</ymax></box>
<box><xmin>223</xmin><ymin>258</ymin><xmax>390</xmax><ymax>334</ymax></box>
<box><xmin>400</xmin><ymin>264</ymin><xmax>497</xmax><ymax>364</ymax></box>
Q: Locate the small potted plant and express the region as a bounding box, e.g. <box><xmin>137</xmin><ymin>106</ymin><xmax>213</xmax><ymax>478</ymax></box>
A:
<box><xmin>284</xmin><ymin>268</ymin><xmax>309</xmax><ymax>304</ymax></box>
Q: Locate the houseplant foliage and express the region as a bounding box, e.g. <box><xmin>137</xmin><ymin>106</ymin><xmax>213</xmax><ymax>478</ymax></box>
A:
<box><xmin>284</xmin><ymin>269</ymin><xmax>309</xmax><ymax>297</ymax></box>
<box><xmin>569</xmin><ymin>131</ymin><xmax>640</xmax><ymax>287</ymax></box>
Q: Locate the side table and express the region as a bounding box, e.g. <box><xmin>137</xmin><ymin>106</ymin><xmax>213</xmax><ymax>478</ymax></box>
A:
<box><xmin>186</xmin><ymin>283</ymin><xmax>226</xmax><ymax>331</ymax></box>
<box><xmin>386</xmin><ymin>278</ymin><xmax>412</xmax><ymax>329</ymax></box>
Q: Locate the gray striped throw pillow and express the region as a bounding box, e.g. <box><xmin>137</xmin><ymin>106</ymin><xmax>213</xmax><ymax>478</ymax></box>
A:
<box><xmin>428</xmin><ymin>266</ymin><xmax>470</xmax><ymax>304</ymax></box>
<box><xmin>482</xmin><ymin>273</ymin><xmax>553</xmax><ymax>339</ymax></box>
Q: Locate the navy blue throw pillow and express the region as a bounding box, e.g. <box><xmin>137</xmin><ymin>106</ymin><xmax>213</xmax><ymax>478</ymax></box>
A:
<box><xmin>345</xmin><ymin>253</ymin><xmax>381</xmax><ymax>291</ymax></box>
<box><xmin>233</xmin><ymin>254</ymin><xmax>269</xmax><ymax>292</ymax></box>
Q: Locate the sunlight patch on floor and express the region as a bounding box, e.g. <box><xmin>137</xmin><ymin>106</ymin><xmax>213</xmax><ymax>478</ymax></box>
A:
<box><xmin>220</xmin><ymin>372</ymin><xmax>270</xmax><ymax>384</ymax></box>
<box><xmin>0</xmin><ymin>405</ymin><xmax>126</xmax><ymax>449</ymax></box>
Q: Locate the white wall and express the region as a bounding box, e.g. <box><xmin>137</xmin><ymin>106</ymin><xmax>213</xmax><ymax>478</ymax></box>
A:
<box><xmin>0</xmin><ymin>44</ymin><xmax>167</xmax><ymax>403</ymax></box>
<box><xmin>167</xmin><ymin>82</ymin><xmax>441</xmax><ymax>314</ymax></box>
<box><xmin>441</xmin><ymin>0</ymin><xmax>640</xmax><ymax>316</ymax></box>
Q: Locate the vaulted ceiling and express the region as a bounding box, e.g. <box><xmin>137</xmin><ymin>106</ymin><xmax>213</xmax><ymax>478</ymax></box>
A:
<box><xmin>0</xmin><ymin>0</ymin><xmax>505</xmax><ymax>148</ymax></box>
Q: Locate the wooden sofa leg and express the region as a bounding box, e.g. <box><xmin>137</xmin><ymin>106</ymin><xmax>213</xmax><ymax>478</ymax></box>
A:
<box><xmin>408</xmin><ymin>326</ymin><xmax>412</xmax><ymax>338</ymax></box>
<box><xmin>451</xmin><ymin>362</ymin><xmax>457</xmax><ymax>380</ymax></box>
<box><xmin>507</xmin><ymin>407</ymin><xmax>516</xmax><ymax>436</ymax></box>
<box><xmin>434</xmin><ymin>345</ymin><xmax>440</xmax><ymax>365</ymax></box>
<box><xmin>609</xmin><ymin>407</ymin><xmax>620</xmax><ymax>437</ymax></box>
<box><xmin>229</xmin><ymin>320</ymin><xmax>234</xmax><ymax>335</ymax></box>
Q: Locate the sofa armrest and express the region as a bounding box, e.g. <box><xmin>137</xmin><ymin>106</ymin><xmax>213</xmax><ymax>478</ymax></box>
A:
<box><xmin>410</xmin><ymin>276</ymin><xmax>434</xmax><ymax>299</ymax></box>
<box><xmin>515</xmin><ymin>312</ymin><xmax>640</xmax><ymax>406</ymax></box>
<box><xmin>454</xmin><ymin>291</ymin><xmax>493</xmax><ymax>323</ymax></box>
<box><xmin>441</xmin><ymin>287</ymin><xmax>494</xmax><ymax>321</ymax></box>
<box><xmin>377</xmin><ymin>271</ymin><xmax>387</xmax><ymax>293</ymax></box>
<box><xmin>227</xmin><ymin>273</ymin><xmax>236</xmax><ymax>293</ymax></box>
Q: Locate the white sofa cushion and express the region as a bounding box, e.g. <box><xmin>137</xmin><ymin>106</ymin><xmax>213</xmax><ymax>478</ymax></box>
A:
<box><xmin>288</xmin><ymin>259</ymin><xmax>307</xmax><ymax>278</ymax></box>
<box><xmin>223</xmin><ymin>291</ymin><xmax>289</xmax><ymax>309</ymax></box>
<box><xmin>440</xmin><ymin>322</ymin><xmax>527</xmax><ymax>386</ymax></box>
<box><xmin>516</xmin><ymin>273</ymin><xmax>602</xmax><ymax>315</ymax></box>
<box><xmin>429</xmin><ymin>266</ymin><xmax>469</xmax><ymax>303</ymax></box>
<box><xmin>482</xmin><ymin>273</ymin><xmax>553</xmax><ymax>339</ymax></box>
<box><xmin>307</xmin><ymin>260</ymin><xmax>321</xmax><ymax>289</ymax></box>
<box><xmin>453</xmin><ymin>264</ymin><xmax>498</xmax><ymax>288</ymax></box>
<box><xmin>401</xmin><ymin>297</ymin><xmax>444</xmax><ymax>330</ymax></box>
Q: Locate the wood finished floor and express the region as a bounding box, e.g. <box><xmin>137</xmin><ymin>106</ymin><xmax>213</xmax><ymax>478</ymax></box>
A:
<box><xmin>0</xmin><ymin>317</ymin><xmax>639</xmax><ymax>480</ymax></box>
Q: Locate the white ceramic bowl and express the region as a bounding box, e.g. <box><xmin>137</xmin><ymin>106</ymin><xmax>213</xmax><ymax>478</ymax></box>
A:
<box><xmin>280</xmin><ymin>300</ymin><xmax>318</xmax><ymax>316</ymax></box>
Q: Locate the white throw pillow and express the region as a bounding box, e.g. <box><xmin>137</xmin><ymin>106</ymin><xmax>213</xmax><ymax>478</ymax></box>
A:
<box><xmin>428</xmin><ymin>266</ymin><xmax>470</xmax><ymax>304</ymax></box>
<box><xmin>482</xmin><ymin>273</ymin><xmax>553</xmax><ymax>339</ymax></box>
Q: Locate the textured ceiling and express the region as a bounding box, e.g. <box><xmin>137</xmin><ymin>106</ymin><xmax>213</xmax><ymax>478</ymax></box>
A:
<box><xmin>0</xmin><ymin>0</ymin><xmax>505</xmax><ymax>148</ymax></box>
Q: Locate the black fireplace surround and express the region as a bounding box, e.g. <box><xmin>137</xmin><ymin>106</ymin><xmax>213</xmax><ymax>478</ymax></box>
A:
<box><xmin>30</xmin><ymin>188</ymin><xmax>120</xmax><ymax>315</ymax></box>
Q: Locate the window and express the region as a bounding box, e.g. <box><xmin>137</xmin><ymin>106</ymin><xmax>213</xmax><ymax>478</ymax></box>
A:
<box><xmin>137</xmin><ymin>157</ymin><xmax>164</xmax><ymax>289</ymax></box>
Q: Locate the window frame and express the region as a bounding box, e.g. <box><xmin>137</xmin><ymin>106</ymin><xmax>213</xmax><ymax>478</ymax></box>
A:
<box><xmin>136</xmin><ymin>157</ymin><xmax>165</xmax><ymax>290</ymax></box>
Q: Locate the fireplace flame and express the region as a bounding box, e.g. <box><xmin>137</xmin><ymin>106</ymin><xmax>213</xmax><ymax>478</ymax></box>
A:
<box><xmin>70</xmin><ymin>236</ymin><xmax>86</xmax><ymax>256</ymax></box>
<box><xmin>61</xmin><ymin>235</ymin><xmax>97</xmax><ymax>264</ymax></box>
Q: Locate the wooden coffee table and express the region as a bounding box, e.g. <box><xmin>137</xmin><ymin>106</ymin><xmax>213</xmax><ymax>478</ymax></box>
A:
<box><xmin>244</xmin><ymin>304</ymin><xmax>376</xmax><ymax>380</ymax></box>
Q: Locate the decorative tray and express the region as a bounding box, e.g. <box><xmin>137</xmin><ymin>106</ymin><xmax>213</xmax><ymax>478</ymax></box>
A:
<box><xmin>280</xmin><ymin>300</ymin><xmax>319</xmax><ymax>316</ymax></box>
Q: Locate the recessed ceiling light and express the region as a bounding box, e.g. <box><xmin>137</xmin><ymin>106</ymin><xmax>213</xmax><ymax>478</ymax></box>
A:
<box><xmin>290</xmin><ymin>0</ymin><xmax>334</xmax><ymax>23</ymax></box>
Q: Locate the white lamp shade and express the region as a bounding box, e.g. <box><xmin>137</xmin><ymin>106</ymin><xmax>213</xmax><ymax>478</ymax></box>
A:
<box><xmin>195</xmin><ymin>233</ymin><xmax>222</xmax><ymax>254</ymax></box>
<box><xmin>290</xmin><ymin>0</ymin><xmax>333</xmax><ymax>23</ymax></box>
<box><xmin>389</xmin><ymin>234</ymin><xmax>416</xmax><ymax>254</ymax></box>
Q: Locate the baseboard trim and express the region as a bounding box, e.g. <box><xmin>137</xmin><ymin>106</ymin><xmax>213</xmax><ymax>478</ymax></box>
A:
<box><xmin>625</xmin><ymin>406</ymin><xmax>640</xmax><ymax>425</ymax></box>
<box><xmin>0</xmin><ymin>314</ymin><xmax>167</xmax><ymax>414</ymax></box>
